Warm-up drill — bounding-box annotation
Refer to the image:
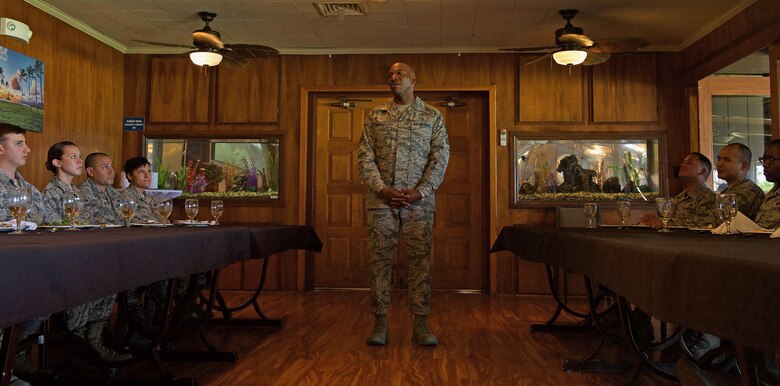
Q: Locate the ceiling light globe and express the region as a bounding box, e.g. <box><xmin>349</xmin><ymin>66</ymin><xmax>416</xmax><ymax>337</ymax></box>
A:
<box><xmin>553</xmin><ymin>49</ymin><xmax>587</xmax><ymax>66</ymax></box>
<box><xmin>190</xmin><ymin>51</ymin><xmax>223</xmax><ymax>67</ymax></box>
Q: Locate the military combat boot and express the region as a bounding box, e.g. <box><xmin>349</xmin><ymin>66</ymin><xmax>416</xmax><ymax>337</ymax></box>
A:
<box><xmin>412</xmin><ymin>315</ymin><xmax>438</xmax><ymax>346</ymax></box>
<box><xmin>84</xmin><ymin>321</ymin><xmax>132</xmax><ymax>363</ymax></box>
<box><xmin>366</xmin><ymin>314</ymin><xmax>388</xmax><ymax>346</ymax></box>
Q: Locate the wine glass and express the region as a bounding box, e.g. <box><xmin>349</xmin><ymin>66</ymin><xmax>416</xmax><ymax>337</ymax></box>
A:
<box><xmin>185</xmin><ymin>199</ymin><xmax>199</xmax><ymax>223</ymax></box>
<box><xmin>655</xmin><ymin>198</ymin><xmax>674</xmax><ymax>232</ymax></box>
<box><xmin>210</xmin><ymin>200</ymin><xmax>223</xmax><ymax>225</ymax></box>
<box><xmin>616</xmin><ymin>201</ymin><xmax>631</xmax><ymax>228</ymax></box>
<box><xmin>62</xmin><ymin>195</ymin><xmax>79</xmax><ymax>229</ymax></box>
<box><xmin>72</xmin><ymin>195</ymin><xmax>84</xmax><ymax>224</ymax></box>
<box><xmin>157</xmin><ymin>198</ymin><xmax>173</xmax><ymax>224</ymax></box>
<box><xmin>118</xmin><ymin>198</ymin><xmax>136</xmax><ymax>227</ymax></box>
<box><xmin>716</xmin><ymin>194</ymin><xmax>738</xmax><ymax>233</ymax></box>
<box><xmin>583</xmin><ymin>202</ymin><xmax>598</xmax><ymax>228</ymax></box>
<box><xmin>7</xmin><ymin>187</ymin><xmax>30</xmax><ymax>234</ymax></box>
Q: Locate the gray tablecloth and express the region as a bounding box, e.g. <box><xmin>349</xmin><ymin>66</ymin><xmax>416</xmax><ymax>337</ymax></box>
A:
<box><xmin>491</xmin><ymin>226</ymin><xmax>780</xmax><ymax>352</ymax></box>
<box><xmin>0</xmin><ymin>225</ymin><xmax>322</xmax><ymax>328</ymax></box>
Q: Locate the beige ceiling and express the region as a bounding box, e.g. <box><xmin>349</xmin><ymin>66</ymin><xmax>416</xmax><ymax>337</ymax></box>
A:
<box><xmin>25</xmin><ymin>0</ymin><xmax>756</xmax><ymax>55</ymax></box>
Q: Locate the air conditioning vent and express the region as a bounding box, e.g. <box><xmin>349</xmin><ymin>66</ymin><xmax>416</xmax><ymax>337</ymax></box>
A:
<box><xmin>314</xmin><ymin>2</ymin><xmax>365</xmax><ymax>17</ymax></box>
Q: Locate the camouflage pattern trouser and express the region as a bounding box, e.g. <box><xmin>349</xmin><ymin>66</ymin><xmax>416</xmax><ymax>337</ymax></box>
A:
<box><xmin>368</xmin><ymin>207</ymin><xmax>433</xmax><ymax>316</ymax></box>
<box><xmin>65</xmin><ymin>295</ymin><xmax>115</xmax><ymax>331</ymax></box>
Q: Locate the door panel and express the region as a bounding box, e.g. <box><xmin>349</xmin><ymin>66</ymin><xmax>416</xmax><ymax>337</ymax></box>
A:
<box><xmin>313</xmin><ymin>94</ymin><xmax>486</xmax><ymax>291</ymax></box>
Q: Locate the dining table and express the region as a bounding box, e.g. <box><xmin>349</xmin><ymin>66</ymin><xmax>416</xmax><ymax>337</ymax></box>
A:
<box><xmin>0</xmin><ymin>224</ymin><xmax>322</xmax><ymax>386</ymax></box>
<box><xmin>490</xmin><ymin>225</ymin><xmax>780</xmax><ymax>354</ymax></box>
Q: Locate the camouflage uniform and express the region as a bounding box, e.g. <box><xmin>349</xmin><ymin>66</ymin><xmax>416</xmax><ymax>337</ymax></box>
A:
<box><xmin>120</xmin><ymin>187</ymin><xmax>163</xmax><ymax>223</ymax></box>
<box><xmin>0</xmin><ymin>171</ymin><xmax>57</xmax><ymax>343</ymax></box>
<box><xmin>42</xmin><ymin>176</ymin><xmax>81</xmax><ymax>223</ymax></box>
<box><xmin>669</xmin><ymin>183</ymin><xmax>718</xmax><ymax>228</ymax></box>
<box><xmin>721</xmin><ymin>178</ymin><xmax>765</xmax><ymax>221</ymax></box>
<box><xmin>358</xmin><ymin>97</ymin><xmax>450</xmax><ymax>316</ymax></box>
<box><xmin>78</xmin><ymin>178</ymin><xmax>123</xmax><ymax>225</ymax></box>
<box><xmin>0</xmin><ymin>171</ymin><xmax>59</xmax><ymax>224</ymax></box>
<box><xmin>755</xmin><ymin>186</ymin><xmax>780</xmax><ymax>229</ymax></box>
<box><xmin>42</xmin><ymin>176</ymin><xmax>117</xmax><ymax>331</ymax></box>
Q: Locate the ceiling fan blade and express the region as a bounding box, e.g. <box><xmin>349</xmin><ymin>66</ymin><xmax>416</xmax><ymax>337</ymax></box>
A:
<box><xmin>223</xmin><ymin>44</ymin><xmax>279</xmax><ymax>58</ymax></box>
<box><xmin>589</xmin><ymin>37</ymin><xmax>649</xmax><ymax>54</ymax></box>
<box><xmin>523</xmin><ymin>53</ymin><xmax>553</xmax><ymax>66</ymax></box>
<box><xmin>582</xmin><ymin>51</ymin><xmax>610</xmax><ymax>66</ymax></box>
<box><xmin>558</xmin><ymin>33</ymin><xmax>594</xmax><ymax>48</ymax></box>
<box><xmin>133</xmin><ymin>39</ymin><xmax>194</xmax><ymax>49</ymax></box>
<box><xmin>500</xmin><ymin>46</ymin><xmax>557</xmax><ymax>53</ymax></box>
<box><xmin>220</xmin><ymin>49</ymin><xmax>249</xmax><ymax>67</ymax></box>
<box><xmin>192</xmin><ymin>31</ymin><xmax>224</xmax><ymax>49</ymax></box>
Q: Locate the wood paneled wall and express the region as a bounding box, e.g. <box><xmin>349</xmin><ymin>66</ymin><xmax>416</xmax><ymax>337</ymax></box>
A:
<box><xmin>124</xmin><ymin>52</ymin><xmax>685</xmax><ymax>294</ymax></box>
<box><xmin>0</xmin><ymin>0</ymin><xmax>124</xmax><ymax>189</ymax></box>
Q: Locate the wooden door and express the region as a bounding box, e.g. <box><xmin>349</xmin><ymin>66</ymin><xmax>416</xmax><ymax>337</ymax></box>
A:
<box><xmin>313</xmin><ymin>93</ymin><xmax>486</xmax><ymax>291</ymax></box>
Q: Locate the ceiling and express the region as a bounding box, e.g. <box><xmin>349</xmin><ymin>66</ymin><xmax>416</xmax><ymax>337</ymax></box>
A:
<box><xmin>25</xmin><ymin>0</ymin><xmax>757</xmax><ymax>55</ymax></box>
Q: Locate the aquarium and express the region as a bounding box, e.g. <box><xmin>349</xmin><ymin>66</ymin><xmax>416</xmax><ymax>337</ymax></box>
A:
<box><xmin>144</xmin><ymin>137</ymin><xmax>280</xmax><ymax>200</ymax></box>
<box><xmin>512</xmin><ymin>134</ymin><xmax>662</xmax><ymax>205</ymax></box>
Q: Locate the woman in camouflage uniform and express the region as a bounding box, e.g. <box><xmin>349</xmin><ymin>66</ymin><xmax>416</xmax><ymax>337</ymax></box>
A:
<box><xmin>42</xmin><ymin>142</ymin><xmax>131</xmax><ymax>363</ymax></box>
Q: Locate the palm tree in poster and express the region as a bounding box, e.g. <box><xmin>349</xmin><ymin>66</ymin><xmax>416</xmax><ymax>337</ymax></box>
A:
<box><xmin>32</xmin><ymin>60</ymin><xmax>43</xmax><ymax>108</ymax></box>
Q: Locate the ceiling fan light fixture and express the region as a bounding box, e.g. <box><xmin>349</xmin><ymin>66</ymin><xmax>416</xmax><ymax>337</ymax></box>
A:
<box><xmin>190</xmin><ymin>50</ymin><xmax>223</xmax><ymax>67</ymax></box>
<box><xmin>553</xmin><ymin>47</ymin><xmax>587</xmax><ymax>66</ymax></box>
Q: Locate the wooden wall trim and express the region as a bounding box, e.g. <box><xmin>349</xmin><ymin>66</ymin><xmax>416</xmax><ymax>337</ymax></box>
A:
<box><xmin>771</xmin><ymin>43</ymin><xmax>780</xmax><ymax>139</ymax></box>
<box><xmin>680</xmin><ymin>0</ymin><xmax>780</xmax><ymax>85</ymax></box>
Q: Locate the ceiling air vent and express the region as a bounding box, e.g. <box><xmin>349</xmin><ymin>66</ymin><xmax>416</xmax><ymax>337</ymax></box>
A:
<box><xmin>314</xmin><ymin>2</ymin><xmax>365</xmax><ymax>17</ymax></box>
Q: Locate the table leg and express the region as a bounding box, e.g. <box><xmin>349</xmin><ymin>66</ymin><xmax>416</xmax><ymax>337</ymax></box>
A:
<box><xmin>1</xmin><ymin>325</ymin><xmax>20</xmax><ymax>386</ymax></box>
<box><xmin>202</xmin><ymin>256</ymin><xmax>283</xmax><ymax>328</ymax></box>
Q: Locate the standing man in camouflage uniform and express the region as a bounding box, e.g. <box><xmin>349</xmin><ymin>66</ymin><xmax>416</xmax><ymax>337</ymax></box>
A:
<box><xmin>756</xmin><ymin>139</ymin><xmax>780</xmax><ymax>229</ymax></box>
<box><xmin>716</xmin><ymin>143</ymin><xmax>765</xmax><ymax>220</ymax></box>
<box><xmin>43</xmin><ymin>143</ymin><xmax>131</xmax><ymax>363</ymax></box>
<box><xmin>0</xmin><ymin>123</ymin><xmax>59</xmax><ymax>383</ymax></box>
<box><xmin>79</xmin><ymin>152</ymin><xmax>124</xmax><ymax>225</ymax></box>
<box><xmin>358</xmin><ymin>63</ymin><xmax>450</xmax><ymax>347</ymax></box>
<box><xmin>642</xmin><ymin>152</ymin><xmax>718</xmax><ymax>228</ymax></box>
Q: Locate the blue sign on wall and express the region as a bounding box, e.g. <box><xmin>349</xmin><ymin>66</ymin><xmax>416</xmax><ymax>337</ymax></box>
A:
<box><xmin>123</xmin><ymin>117</ymin><xmax>145</xmax><ymax>131</ymax></box>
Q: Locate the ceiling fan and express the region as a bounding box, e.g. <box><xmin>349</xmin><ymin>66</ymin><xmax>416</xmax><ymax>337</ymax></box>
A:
<box><xmin>135</xmin><ymin>11</ymin><xmax>279</xmax><ymax>68</ymax></box>
<box><xmin>501</xmin><ymin>9</ymin><xmax>649</xmax><ymax>66</ymax></box>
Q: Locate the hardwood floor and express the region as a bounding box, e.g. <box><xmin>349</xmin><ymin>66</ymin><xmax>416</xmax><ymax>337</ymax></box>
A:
<box><xmin>165</xmin><ymin>291</ymin><xmax>676</xmax><ymax>385</ymax></box>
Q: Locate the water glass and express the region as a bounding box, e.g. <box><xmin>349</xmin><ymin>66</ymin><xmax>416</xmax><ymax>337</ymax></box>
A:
<box><xmin>118</xmin><ymin>199</ymin><xmax>136</xmax><ymax>227</ymax></box>
<box><xmin>157</xmin><ymin>198</ymin><xmax>173</xmax><ymax>224</ymax></box>
<box><xmin>583</xmin><ymin>202</ymin><xmax>598</xmax><ymax>228</ymax></box>
<box><xmin>716</xmin><ymin>194</ymin><xmax>737</xmax><ymax>233</ymax></box>
<box><xmin>616</xmin><ymin>201</ymin><xmax>631</xmax><ymax>227</ymax></box>
<box><xmin>62</xmin><ymin>194</ymin><xmax>82</xmax><ymax>229</ymax></box>
<box><xmin>210</xmin><ymin>200</ymin><xmax>223</xmax><ymax>225</ymax></box>
<box><xmin>185</xmin><ymin>199</ymin><xmax>199</xmax><ymax>223</ymax></box>
<box><xmin>7</xmin><ymin>187</ymin><xmax>30</xmax><ymax>234</ymax></box>
<box><xmin>655</xmin><ymin>197</ymin><xmax>674</xmax><ymax>232</ymax></box>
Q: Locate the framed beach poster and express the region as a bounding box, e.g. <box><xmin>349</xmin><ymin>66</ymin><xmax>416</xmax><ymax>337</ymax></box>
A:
<box><xmin>0</xmin><ymin>46</ymin><xmax>44</xmax><ymax>132</ymax></box>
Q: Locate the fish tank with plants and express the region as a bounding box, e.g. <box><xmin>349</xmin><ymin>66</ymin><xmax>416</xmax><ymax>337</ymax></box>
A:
<box><xmin>144</xmin><ymin>137</ymin><xmax>280</xmax><ymax>200</ymax></box>
<box><xmin>512</xmin><ymin>134</ymin><xmax>663</xmax><ymax>206</ymax></box>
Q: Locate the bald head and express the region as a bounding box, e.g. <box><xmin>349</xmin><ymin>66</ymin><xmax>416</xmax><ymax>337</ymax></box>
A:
<box><xmin>387</xmin><ymin>62</ymin><xmax>417</xmax><ymax>103</ymax></box>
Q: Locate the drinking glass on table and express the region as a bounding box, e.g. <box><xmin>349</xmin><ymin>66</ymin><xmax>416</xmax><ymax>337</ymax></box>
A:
<box><xmin>118</xmin><ymin>198</ymin><xmax>136</xmax><ymax>228</ymax></box>
<box><xmin>616</xmin><ymin>200</ymin><xmax>631</xmax><ymax>228</ymax></box>
<box><xmin>62</xmin><ymin>195</ymin><xmax>80</xmax><ymax>229</ymax></box>
<box><xmin>72</xmin><ymin>195</ymin><xmax>84</xmax><ymax>224</ymax></box>
<box><xmin>210</xmin><ymin>200</ymin><xmax>223</xmax><ymax>225</ymax></box>
<box><xmin>7</xmin><ymin>187</ymin><xmax>30</xmax><ymax>234</ymax></box>
<box><xmin>583</xmin><ymin>202</ymin><xmax>598</xmax><ymax>228</ymax></box>
<box><xmin>716</xmin><ymin>194</ymin><xmax>737</xmax><ymax>233</ymax></box>
<box><xmin>157</xmin><ymin>198</ymin><xmax>173</xmax><ymax>224</ymax></box>
<box><xmin>184</xmin><ymin>199</ymin><xmax>199</xmax><ymax>223</ymax></box>
<box><xmin>655</xmin><ymin>197</ymin><xmax>674</xmax><ymax>232</ymax></box>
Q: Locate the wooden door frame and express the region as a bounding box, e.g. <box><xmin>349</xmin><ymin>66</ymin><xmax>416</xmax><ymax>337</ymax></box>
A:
<box><xmin>298</xmin><ymin>85</ymin><xmax>499</xmax><ymax>293</ymax></box>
